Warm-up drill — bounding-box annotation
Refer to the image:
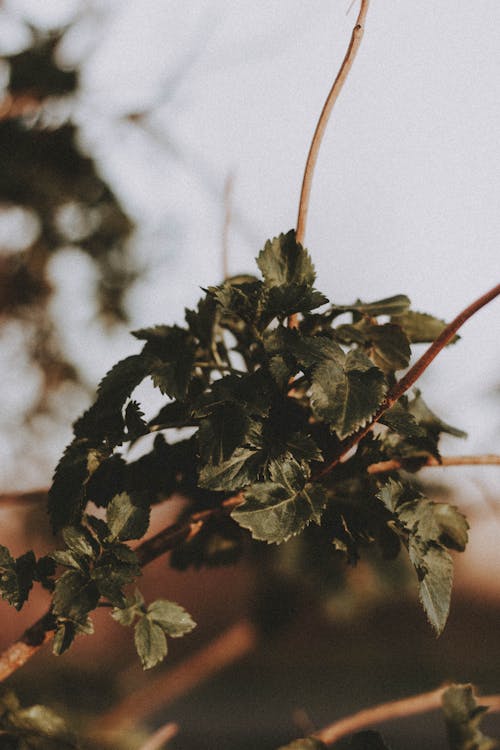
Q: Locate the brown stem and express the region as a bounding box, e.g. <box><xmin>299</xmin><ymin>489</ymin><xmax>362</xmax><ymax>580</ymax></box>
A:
<box><xmin>0</xmin><ymin>612</ymin><xmax>55</xmax><ymax>682</ymax></box>
<box><xmin>367</xmin><ymin>454</ymin><xmax>500</xmax><ymax>474</ymax></box>
<box><xmin>94</xmin><ymin>619</ymin><xmax>256</xmax><ymax>735</ymax></box>
<box><xmin>313</xmin><ymin>686</ymin><xmax>500</xmax><ymax>746</ymax></box>
<box><xmin>295</xmin><ymin>0</ymin><xmax>370</xmax><ymax>246</ymax></box>
<box><xmin>316</xmin><ymin>282</ymin><xmax>500</xmax><ymax>480</ymax></box>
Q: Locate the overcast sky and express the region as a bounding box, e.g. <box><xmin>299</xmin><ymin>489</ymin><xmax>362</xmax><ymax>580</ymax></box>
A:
<box><xmin>1</xmin><ymin>1</ymin><xmax>499</xmax><ymax>490</ymax></box>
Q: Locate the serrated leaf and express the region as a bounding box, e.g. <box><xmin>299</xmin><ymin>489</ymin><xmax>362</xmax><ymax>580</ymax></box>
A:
<box><xmin>376</xmin><ymin>479</ymin><xmax>405</xmax><ymax>513</ymax></box>
<box><xmin>265</xmin><ymin>284</ymin><xmax>328</xmax><ymax>320</ymax></box>
<box><xmin>52</xmin><ymin>570</ymin><xmax>100</xmax><ymax>621</ymax></box>
<box><xmin>0</xmin><ymin>548</ymin><xmax>36</xmax><ymax>611</ymax></box>
<box><xmin>197</xmin><ymin>402</ymin><xmax>250</xmax><ymax>465</ymax></box>
<box><xmin>232</xmin><ymin>481</ymin><xmax>326</xmax><ymax>544</ymax></box>
<box><xmin>48</xmin><ymin>439</ymin><xmax>89</xmax><ymax>532</ymax></box>
<box><xmin>257</xmin><ymin>230</ymin><xmax>316</xmax><ymax>288</ymax></box>
<box><xmin>92</xmin><ymin>546</ymin><xmax>141</xmax><ymax>606</ymax></box>
<box><xmin>442</xmin><ymin>684</ymin><xmax>497</xmax><ymax>750</ymax></box>
<box><xmin>367</xmin><ymin>323</ymin><xmax>411</xmax><ymax>371</ymax></box>
<box><xmin>198</xmin><ymin>447</ymin><xmax>262</xmax><ymax>491</ymax></box>
<box><xmin>409</xmin><ymin>539</ymin><xmax>453</xmax><ymax>635</ymax></box>
<box><xmin>62</xmin><ymin>526</ymin><xmax>98</xmax><ymax>558</ymax></box>
<box><xmin>125</xmin><ymin>400</ymin><xmax>148</xmax><ymax>441</ymax></box>
<box><xmin>133</xmin><ymin>325</ymin><xmax>196</xmax><ymax>401</ymax></box>
<box><xmin>134</xmin><ymin>615</ymin><xmax>168</xmax><ymax>670</ymax></box>
<box><xmin>277</xmin><ymin>739</ymin><xmax>327</xmax><ymax>750</ymax></box>
<box><xmin>147</xmin><ymin>600</ymin><xmax>196</xmax><ymax>637</ymax></box>
<box><xmin>107</xmin><ymin>492</ymin><xmax>150</xmax><ymax>541</ymax></box>
<box><xmin>331</xmin><ymin>294</ymin><xmax>411</xmax><ymax>317</ymax></box>
<box><xmin>379</xmin><ymin>402</ymin><xmax>426</xmax><ymax>438</ymax></box>
<box><xmin>112</xmin><ymin>590</ymin><xmax>144</xmax><ymax>626</ymax></box>
<box><xmin>285</xmin><ymin>433</ymin><xmax>323</xmax><ymax>463</ymax></box>
<box><xmin>310</xmin><ymin>350</ymin><xmax>387</xmax><ymax>439</ymax></box>
<box><xmin>210</xmin><ymin>280</ymin><xmax>265</xmax><ymax>325</ymax></box>
<box><xmin>398</xmin><ymin>498</ymin><xmax>469</xmax><ymax>552</ymax></box>
<box><xmin>391</xmin><ymin>310</ymin><xmax>458</xmax><ymax>344</ymax></box>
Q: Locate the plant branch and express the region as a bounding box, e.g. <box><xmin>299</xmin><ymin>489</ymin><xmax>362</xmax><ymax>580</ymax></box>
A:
<box><xmin>315</xmin><ymin>282</ymin><xmax>500</xmax><ymax>479</ymax></box>
<box><xmin>367</xmin><ymin>454</ymin><xmax>500</xmax><ymax>474</ymax></box>
<box><xmin>138</xmin><ymin>722</ymin><xmax>179</xmax><ymax>750</ymax></box>
<box><xmin>295</xmin><ymin>0</ymin><xmax>370</xmax><ymax>246</ymax></box>
<box><xmin>94</xmin><ymin>618</ymin><xmax>256</xmax><ymax>735</ymax></box>
<box><xmin>313</xmin><ymin>686</ymin><xmax>500</xmax><ymax>746</ymax></box>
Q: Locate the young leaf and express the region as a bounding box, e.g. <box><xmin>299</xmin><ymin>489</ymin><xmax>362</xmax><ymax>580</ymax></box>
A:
<box><xmin>232</xmin><ymin>480</ymin><xmax>326</xmax><ymax>544</ymax></box>
<box><xmin>112</xmin><ymin>589</ymin><xmax>144</xmax><ymax>626</ymax></box>
<box><xmin>107</xmin><ymin>492</ymin><xmax>150</xmax><ymax>541</ymax></box>
<box><xmin>330</xmin><ymin>294</ymin><xmax>410</xmax><ymax>317</ymax></box>
<box><xmin>257</xmin><ymin>230</ymin><xmax>316</xmax><ymax>287</ymax></box>
<box><xmin>147</xmin><ymin>600</ymin><xmax>196</xmax><ymax>637</ymax></box>
<box><xmin>409</xmin><ymin>391</ymin><xmax>467</xmax><ymax>439</ymax></box>
<box><xmin>441</xmin><ymin>684</ymin><xmax>497</xmax><ymax>750</ymax></box>
<box><xmin>310</xmin><ymin>350</ymin><xmax>387</xmax><ymax>439</ymax></box>
<box><xmin>134</xmin><ymin>614</ymin><xmax>168</xmax><ymax>670</ymax></box>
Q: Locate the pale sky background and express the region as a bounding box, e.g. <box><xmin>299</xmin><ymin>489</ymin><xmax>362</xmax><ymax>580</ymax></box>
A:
<box><xmin>0</xmin><ymin>1</ymin><xmax>499</xmax><ymax>492</ymax></box>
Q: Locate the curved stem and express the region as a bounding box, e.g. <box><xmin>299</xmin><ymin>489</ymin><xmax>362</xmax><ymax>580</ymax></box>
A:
<box><xmin>315</xmin><ymin>282</ymin><xmax>500</xmax><ymax>479</ymax></box>
<box><xmin>367</xmin><ymin>454</ymin><xmax>500</xmax><ymax>474</ymax></box>
<box><xmin>313</xmin><ymin>687</ymin><xmax>500</xmax><ymax>746</ymax></box>
<box><xmin>295</xmin><ymin>0</ymin><xmax>370</xmax><ymax>246</ymax></box>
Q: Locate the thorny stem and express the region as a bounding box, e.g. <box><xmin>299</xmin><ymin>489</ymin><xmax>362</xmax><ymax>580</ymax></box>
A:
<box><xmin>315</xmin><ymin>282</ymin><xmax>500</xmax><ymax>479</ymax></box>
<box><xmin>295</xmin><ymin>0</ymin><xmax>370</xmax><ymax>246</ymax></box>
<box><xmin>313</xmin><ymin>686</ymin><xmax>500</xmax><ymax>746</ymax></box>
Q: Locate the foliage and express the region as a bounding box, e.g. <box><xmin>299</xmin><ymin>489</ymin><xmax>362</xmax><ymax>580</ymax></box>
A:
<box><xmin>0</xmin><ymin>230</ymin><xmax>470</xmax><ymax>676</ymax></box>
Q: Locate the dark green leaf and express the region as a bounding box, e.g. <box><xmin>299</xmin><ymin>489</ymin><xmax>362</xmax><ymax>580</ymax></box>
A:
<box><xmin>398</xmin><ymin>498</ymin><xmax>469</xmax><ymax>553</ymax></box>
<box><xmin>409</xmin><ymin>391</ymin><xmax>467</xmax><ymax>439</ymax></box>
<box><xmin>133</xmin><ymin>325</ymin><xmax>196</xmax><ymax>400</ymax></box>
<box><xmin>112</xmin><ymin>590</ymin><xmax>144</xmax><ymax>626</ymax></box>
<box><xmin>52</xmin><ymin>570</ymin><xmax>99</xmax><ymax>621</ymax></box>
<box><xmin>52</xmin><ymin>617</ymin><xmax>93</xmax><ymax>656</ymax></box>
<box><xmin>197</xmin><ymin>402</ymin><xmax>250</xmax><ymax>465</ymax></box>
<box><xmin>367</xmin><ymin>323</ymin><xmax>411</xmax><ymax>371</ymax></box>
<box><xmin>0</xmin><ymin>548</ymin><xmax>36</xmax><ymax>611</ymax></box>
<box><xmin>92</xmin><ymin>546</ymin><xmax>141</xmax><ymax>606</ymax></box>
<box><xmin>265</xmin><ymin>285</ymin><xmax>328</xmax><ymax>320</ymax></box>
<box><xmin>62</xmin><ymin>526</ymin><xmax>98</xmax><ymax>558</ymax></box>
<box><xmin>442</xmin><ymin>684</ymin><xmax>497</xmax><ymax>750</ymax></box>
<box><xmin>107</xmin><ymin>492</ymin><xmax>150</xmax><ymax>541</ymax></box>
<box><xmin>379</xmin><ymin>402</ymin><xmax>426</xmax><ymax>438</ymax></box>
<box><xmin>48</xmin><ymin>439</ymin><xmax>89</xmax><ymax>532</ymax></box>
<box><xmin>147</xmin><ymin>600</ymin><xmax>196</xmax><ymax>637</ymax></box>
<box><xmin>257</xmin><ymin>231</ymin><xmax>316</xmax><ymax>287</ymax></box>
<box><xmin>310</xmin><ymin>350</ymin><xmax>387</xmax><ymax>439</ymax></box>
<box><xmin>232</xmin><ymin>481</ymin><xmax>326</xmax><ymax>544</ymax></box>
<box><xmin>391</xmin><ymin>310</ymin><xmax>458</xmax><ymax>344</ymax></box>
<box><xmin>134</xmin><ymin>615</ymin><xmax>168</xmax><ymax>670</ymax></box>
<box><xmin>125</xmin><ymin>400</ymin><xmax>148</xmax><ymax>441</ymax></box>
<box><xmin>198</xmin><ymin>447</ymin><xmax>262</xmax><ymax>491</ymax></box>
<box><xmin>409</xmin><ymin>539</ymin><xmax>453</xmax><ymax>635</ymax></box>
<box><xmin>331</xmin><ymin>295</ymin><xmax>410</xmax><ymax>317</ymax></box>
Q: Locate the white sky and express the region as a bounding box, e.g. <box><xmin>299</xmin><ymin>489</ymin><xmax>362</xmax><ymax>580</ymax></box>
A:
<box><xmin>0</xmin><ymin>1</ymin><xmax>499</xmax><ymax>489</ymax></box>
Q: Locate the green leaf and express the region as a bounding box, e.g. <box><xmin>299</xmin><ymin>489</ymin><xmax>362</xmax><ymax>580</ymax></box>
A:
<box><xmin>367</xmin><ymin>323</ymin><xmax>411</xmax><ymax>372</ymax></box>
<box><xmin>310</xmin><ymin>350</ymin><xmax>387</xmax><ymax>439</ymax></box>
<box><xmin>441</xmin><ymin>684</ymin><xmax>497</xmax><ymax>750</ymax></box>
<box><xmin>277</xmin><ymin>739</ymin><xmax>327</xmax><ymax>750</ymax></box>
<box><xmin>265</xmin><ymin>285</ymin><xmax>328</xmax><ymax>320</ymax></box>
<box><xmin>124</xmin><ymin>400</ymin><xmax>148</xmax><ymax>441</ymax></box>
<box><xmin>409</xmin><ymin>391</ymin><xmax>467</xmax><ymax>439</ymax></box>
<box><xmin>112</xmin><ymin>590</ymin><xmax>144</xmax><ymax>626</ymax></box>
<box><xmin>198</xmin><ymin>447</ymin><xmax>262</xmax><ymax>491</ymax></box>
<box><xmin>52</xmin><ymin>617</ymin><xmax>93</xmax><ymax>656</ymax></box>
<box><xmin>91</xmin><ymin>545</ymin><xmax>141</xmax><ymax>606</ymax></box>
<box><xmin>48</xmin><ymin>439</ymin><xmax>89</xmax><ymax>532</ymax></box>
<box><xmin>52</xmin><ymin>570</ymin><xmax>100</xmax><ymax>621</ymax></box>
<box><xmin>107</xmin><ymin>492</ymin><xmax>150</xmax><ymax>541</ymax></box>
<box><xmin>147</xmin><ymin>600</ymin><xmax>196</xmax><ymax>637</ymax></box>
<box><xmin>0</xmin><ymin>547</ymin><xmax>36</xmax><ymax>611</ymax></box>
<box><xmin>232</xmin><ymin>480</ymin><xmax>326</xmax><ymax>544</ymax></box>
<box><xmin>62</xmin><ymin>526</ymin><xmax>98</xmax><ymax>558</ymax></box>
<box><xmin>331</xmin><ymin>294</ymin><xmax>411</xmax><ymax>317</ymax></box>
<box><xmin>379</xmin><ymin>402</ymin><xmax>426</xmax><ymax>438</ymax></box>
<box><xmin>409</xmin><ymin>539</ymin><xmax>453</xmax><ymax>635</ymax></box>
<box><xmin>210</xmin><ymin>279</ymin><xmax>265</xmax><ymax>325</ymax></box>
<box><xmin>391</xmin><ymin>310</ymin><xmax>458</xmax><ymax>344</ymax></box>
<box><xmin>134</xmin><ymin>615</ymin><xmax>167</xmax><ymax>670</ymax></box>
<box><xmin>398</xmin><ymin>498</ymin><xmax>469</xmax><ymax>553</ymax></box>
<box><xmin>285</xmin><ymin>433</ymin><xmax>323</xmax><ymax>463</ymax></box>
<box><xmin>197</xmin><ymin>402</ymin><xmax>250</xmax><ymax>465</ymax></box>
<box><xmin>257</xmin><ymin>230</ymin><xmax>316</xmax><ymax>287</ymax></box>
<box><xmin>133</xmin><ymin>325</ymin><xmax>196</xmax><ymax>400</ymax></box>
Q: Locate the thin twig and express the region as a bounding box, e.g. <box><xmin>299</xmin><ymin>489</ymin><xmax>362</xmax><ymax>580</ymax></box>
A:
<box><xmin>137</xmin><ymin>722</ymin><xmax>179</xmax><ymax>750</ymax></box>
<box><xmin>94</xmin><ymin>619</ymin><xmax>256</xmax><ymax>734</ymax></box>
<box><xmin>367</xmin><ymin>455</ymin><xmax>500</xmax><ymax>474</ymax></box>
<box><xmin>315</xmin><ymin>282</ymin><xmax>500</xmax><ymax>479</ymax></box>
<box><xmin>295</xmin><ymin>0</ymin><xmax>370</xmax><ymax>246</ymax></box>
<box><xmin>313</xmin><ymin>686</ymin><xmax>500</xmax><ymax>746</ymax></box>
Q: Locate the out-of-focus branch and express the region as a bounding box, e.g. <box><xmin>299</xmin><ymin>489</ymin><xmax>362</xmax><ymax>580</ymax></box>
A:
<box><xmin>367</xmin><ymin>455</ymin><xmax>500</xmax><ymax>474</ymax></box>
<box><xmin>313</xmin><ymin>687</ymin><xmax>500</xmax><ymax>746</ymax></box>
<box><xmin>94</xmin><ymin>618</ymin><xmax>257</xmax><ymax>736</ymax></box>
<box><xmin>137</xmin><ymin>722</ymin><xmax>179</xmax><ymax>750</ymax></box>
<box><xmin>0</xmin><ymin>93</ymin><xmax>43</xmax><ymax>121</ymax></box>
